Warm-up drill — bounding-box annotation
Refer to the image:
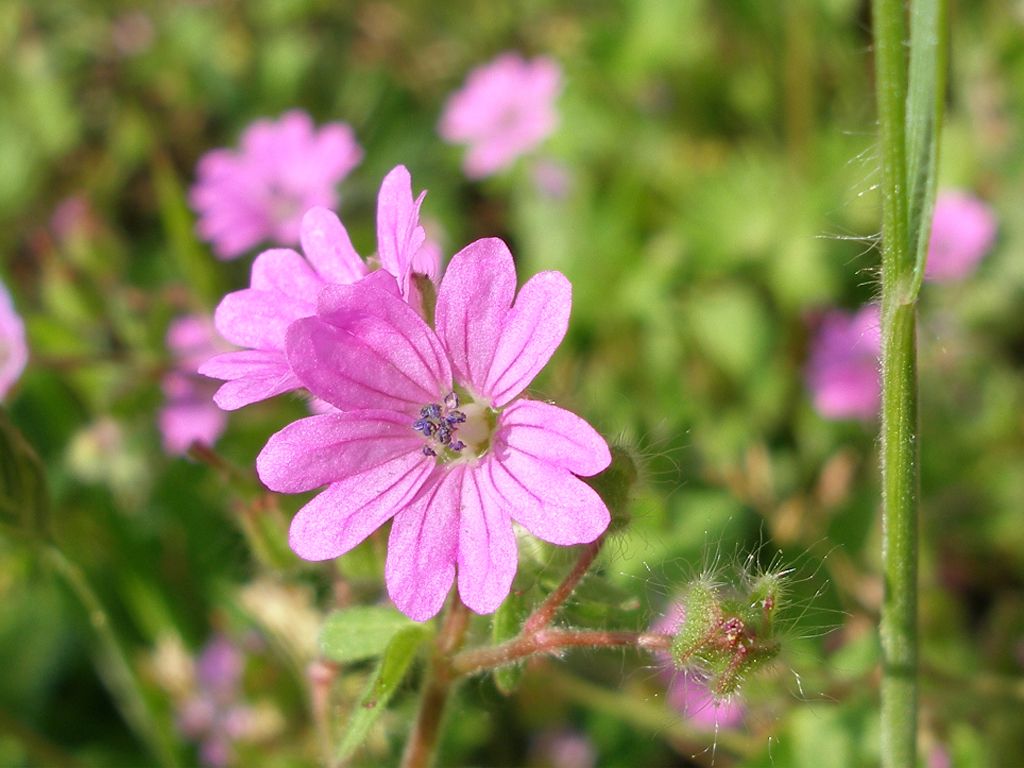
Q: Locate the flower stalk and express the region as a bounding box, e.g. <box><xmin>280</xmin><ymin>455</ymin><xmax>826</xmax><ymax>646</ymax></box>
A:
<box><xmin>871</xmin><ymin>0</ymin><xmax>947</xmax><ymax>765</ymax></box>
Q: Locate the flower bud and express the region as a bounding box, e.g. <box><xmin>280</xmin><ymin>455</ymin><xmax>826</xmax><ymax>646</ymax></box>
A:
<box><xmin>584</xmin><ymin>445</ymin><xmax>638</xmax><ymax>533</ymax></box>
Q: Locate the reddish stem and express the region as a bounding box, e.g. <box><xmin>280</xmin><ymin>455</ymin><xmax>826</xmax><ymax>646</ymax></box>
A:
<box><xmin>399</xmin><ymin>597</ymin><xmax>471</xmax><ymax>768</ymax></box>
<box><xmin>452</xmin><ymin>629</ymin><xmax>671</xmax><ymax>678</ymax></box>
<box><xmin>523</xmin><ymin>537</ymin><xmax>604</xmax><ymax>635</ymax></box>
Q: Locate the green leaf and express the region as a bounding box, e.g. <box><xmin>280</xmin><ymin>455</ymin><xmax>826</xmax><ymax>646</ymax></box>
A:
<box><xmin>905</xmin><ymin>0</ymin><xmax>949</xmax><ymax>298</ymax></box>
<box><xmin>319</xmin><ymin>606</ymin><xmax>418</xmax><ymax>664</ymax></box>
<box><xmin>335</xmin><ymin>625</ymin><xmax>430</xmax><ymax>762</ymax></box>
<box><xmin>0</xmin><ymin>408</ymin><xmax>50</xmax><ymax>540</ymax></box>
<box><xmin>491</xmin><ymin>591</ymin><xmax>525</xmax><ymax>695</ymax></box>
<box><xmin>151</xmin><ymin>155</ymin><xmax>222</xmax><ymax>308</ymax></box>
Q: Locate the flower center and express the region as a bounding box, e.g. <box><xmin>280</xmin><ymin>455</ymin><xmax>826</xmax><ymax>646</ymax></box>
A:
<box><xmin>412</xmin><ymin>391</ymin><xmax>493</xmax><ymax>460</ymax></box>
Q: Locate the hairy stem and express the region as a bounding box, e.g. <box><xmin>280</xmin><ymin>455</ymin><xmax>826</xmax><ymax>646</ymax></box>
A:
<box><xmin>452</xmin><ymin>630</ymin><xmax>671</xmax><ymax>678</ymax></box>
<box><xmin>523</xmin><ymin>537</ymin><xmax>604</xmax><ymax>635</ymax></box>
<box><xmin>872</xmin><ymin>0</ymin><xmax>945</xmax><ymax>764</ymax></box>
<box><xmin>399</xmin><ymin>597</ymin><xmax>470</xmax><ymax>768</ymax></box>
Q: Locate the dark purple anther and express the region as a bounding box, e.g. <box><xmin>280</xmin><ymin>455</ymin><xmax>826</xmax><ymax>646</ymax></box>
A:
<box><xmin>446</xmin><ymin>410</ymin><xmax>466</xmax><ymax>425</ymax></box>
<box><xmin>415</xmin><ymin>391</ymin><xmax>470</xmax><ymax>457</ymax></box>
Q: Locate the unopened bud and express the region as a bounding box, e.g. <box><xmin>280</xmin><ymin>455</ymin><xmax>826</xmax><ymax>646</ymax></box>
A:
<box><xmin>585</xmin><ymin>444</ymin><xmax>638</xmax><ymax>533</ymax></box>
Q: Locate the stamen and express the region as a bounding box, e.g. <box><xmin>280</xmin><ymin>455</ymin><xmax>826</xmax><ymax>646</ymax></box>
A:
<box><xmin>413</xmin><ymin>390</ymin><xmax>474</xmax><ymax>458</ymax></box>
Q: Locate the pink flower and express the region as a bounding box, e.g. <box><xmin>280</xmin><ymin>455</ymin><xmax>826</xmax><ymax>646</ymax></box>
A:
<box><xmin>440</xmin><ymin>53</ymin><xmax>561</xmax><ymax>179</ymax></box>
<box><xmin>199</xmin><ymin>166</ymin><xmax>432</xmax><ymax>410</ymax></box>
<box><xmin>160</xmin><ymin>315</ymin><xmax>228</xmax><ymax>455</ymax></box>
<box><xmin>652</xmin><ymin>605</ymin><xmax>745</xmax><ymax>730</ymax></box>
<box><xmin>667</xmin><ymin>675</ymin><xmax>745</xmax><ymax>730</ymax></box>
<box><xmin>0</xmin><ymin>279</ymin><xmax>28</xmax><ymax>401</ymax></box>
<box><xmin>805</xmin><ymin>305</ymin><xmax>881</xmax><ymax>421</ymax></box>
<box><xmin>178</xmin><ymin>636</ymin><xmax>254</xmax><ymax>768</ymax></box>
<box><xmin>190</xmin><ymin>110</ymin><xmax>363</xmax><ymax>260</ymax></box>
<box><xmin>257</xmin><ymin>239</ymin><xmax>610</xmax><ymax>620</ymax></box>
<box><xmin>925</xmin><ymin>190</ymin><xmax>997</xmax><ymax>282</ymax></box>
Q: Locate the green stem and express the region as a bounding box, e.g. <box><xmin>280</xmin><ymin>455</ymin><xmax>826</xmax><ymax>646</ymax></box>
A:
<box><xmin>872</xmin><ymin>0</ymin><xmax>946</xmax><ymax>764</ymax></box>
<box><xmin>42</xmin><ymin>545</ymin><xmax>179</xmax><ymax>768</ymax></box>
<box><xmin>879</xmin><ymin>304</ymin><xmax>919</xmax><ymax>768</ymax></box>
<box><xmin>399</xmin><ymin>596</ymin><xmax>471</xmax><ymax>768</ymax></box>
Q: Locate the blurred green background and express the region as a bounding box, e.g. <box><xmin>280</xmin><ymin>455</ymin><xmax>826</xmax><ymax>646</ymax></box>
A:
<box><xmin>2</xmin><ymin>1</ymin><xmax>1023</xmax><ymax>766</ymax></box>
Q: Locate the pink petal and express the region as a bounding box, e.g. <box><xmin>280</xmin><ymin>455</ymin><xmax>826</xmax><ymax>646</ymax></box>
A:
<box><xmin>199</xmin><ymin>350</ymin><xmax>300</xmax><ymax>410</ymax></box>
<box><xmin>456</xmin><ymin>466</ymin><xmax>518</xmax><ymax>615</ymax></box>
<box><xmin>288</xmin><ymin>448</ymin><xmax>435</xmax><ymax>561</ymax></box>
<box><xmin>213</xmin><ymin>288</ymin><xmax>307</xmax><ymax>350</ymax></box>
<box><xmin>376</xmin><ymin>166</ymin><xmax>426</xmax><ymax>299</ymax></box>
<box><xmin>500</xmin><ymin>400</ymin><xmax>610</xmax><ymax>477</ymax></box>
<box><xmin>386</xmin><ymin>471</ymin><xmax>459</xmax><ymax>621</ymax></box>
<box><xmin>299</xmin><ymin>207</ymin><xmax>368</xmax><ymax>285</ymax></box>
<box><xmin>256</xmin><ymin>410</ymin><xmax>424</xmax><ymax>493</ymax></box>
<box><xmin>484</xmin><ymin>270</ymin><xmax>571</xmax><ymax>406</ymax></box>
<box><xmin>286</xmin><ymin>283</ymin><xmax>450</xmax><ymax>413</ymax></box>
<box><xmin>483</xmin><ymin>450</ymin><xmax>610</xmax><ymax>546</ymax></box>
<box><xmin>250</xmin><ymin>247</ymin><xmax>325</xmax><ymax>303</ymax></box>
<box><xmin>159</xmin><ymin>401</ymin><xmax>227</xmax><ymax>455</ymax></box>
<box><xmin>435</xmin><ymin>238</ymin><xmax>516</xmax><ymax>396</ymax></box>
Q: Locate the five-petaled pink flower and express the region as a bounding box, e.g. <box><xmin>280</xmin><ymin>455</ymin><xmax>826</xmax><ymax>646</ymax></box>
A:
<box><xmin>160</xmin><ymin>315</ymin><xmax>229</xmax><ymax>455</ymax></box>
<box><xmin>257</xmin><ymin>239</ymin><xmax>610</xmax><ymax>620</ymax></box>
<box><xmin>190</xmin><ymin>110</ymin><xmax>363</xmax><ymax>260</ymax></box>
<box><xmin>0</xmin><ymin>278</ymin><xmax>28</xmax><ymax>402</ymax></box>
<box><xmin>440</xmin><ymin>52</ymin><xmax>561</xmax><ymax>179</ymax></box>
<box><xmin>925</xmin><ymin>190</ymin><xmax>997</xmax><ymax>282</ymax></box>
<box><xmin>199</xmin><ymin>166</ymin><xmax>431</xmax><ymax>410</ymax></box>
<box><xmin>805</xmin><ymin>305</ymin><xmax>881</xmax><ymax>422</ymax></box>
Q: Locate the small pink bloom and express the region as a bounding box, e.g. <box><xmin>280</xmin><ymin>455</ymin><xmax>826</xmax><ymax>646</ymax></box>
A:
<box><xmin>190</xmin><ymin>110</ymin><xmax>363</xmax><ymax>260</ymax></box>
<box><xmin>925</xmin><ymin>191</ymin><xmax>997</xmax><ymax>282</ymax></box>
<box><xmin>667</xmin><ymin>675</ymin><xmax>745</xmax><ymax>730</ymax></box>
<box><xmin>534</xmin><ymin>730</ymin><xmax>596</xmax><ymax>768</ymax></box>
<box><xmin>178</xmin><ymin>636</ymin><xmax>254</xmax><ymax>768</ymax></box>
<box><xmin>0</xmin><ymin>279</ymin><xmax>28</xmax><ymax>401</ymax></box>
<box><xmin>160</xmin><ymin>315</ymin><xmax>228</xmax><ymax>455</ymax></box>
<box><xmin>805</xmin><ymin>305</ymin><xmax>881</xmax><ymax>421</ymax></box>
<box><xmin>257</xmin><ymin>239</ymin><xmax>610</xmax><ymax>620</ymax></box>
<box><xmin>652</xmin><ymin>605</ymin><xmax>745</xmax><ymax>730</ymax></box>
<box><xmin>440</xmin><ymin>53</ymin><xmax>561</xmax><ymax>179</ymax></box>
<box><xmin>199</xmin><ymin>166</ymin><xmax>434</xmax><ymax>410</ymax></box>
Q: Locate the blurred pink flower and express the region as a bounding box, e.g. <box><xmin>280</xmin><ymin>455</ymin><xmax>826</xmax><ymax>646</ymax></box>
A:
<box><xmin>440</xmin><ymin>53</ymin><xmax>561</xmax><ymax>179</ymax></box>
<box><xmin>178</xmin><ymin>636</ymin><xmax>254</xmax><ymax>768</ymax></box>
<box><xmin>805</xmin><ymin>305</ymin><xmax>881</xmax><ymax>421</ymax></box>
<box><xmin>0</xmin><ymin>279</ymin><xmax>28</xmax><ymax>401</ymax></box>
<box><xmin>257</xmin><ymin>239</ymin><xmax>610</xmax><ymax>620</ymax></box>
<box><xmin>534</xmin><ymin>730</ymin><xmax>596</xmax><ymax>768</ymax></box>
<box><xmin>200</xmin><ymin>166</ymin><xmax>435</xmax><ymax>410</ymax></box>
<box><xmin>160</xmin><ymin>315</ymin><xmax>228</xmax><ymax>455</ymax></box>
<box><xmin>651</xmin><ymin>604</ymin><xmax>745</xmax><ymax>730</ymax></box>
<box><xmin>50</xmin><ymin>196</ymin><xmax>94</xmax><ymax>243</ymax></box>
<box><xmin>531</xmin><ymin>159</ymin><xmax>573</xmax><ymax>200</ymax></box>
<box><xmin>925</xmin><ymin>190</ymin><xmax>997</xmax><ymax>282</ymax></box>
<box><xmin>190</xmin><ymin>110</ymin><xmax>362</xmax><ymax>260</ymax></box>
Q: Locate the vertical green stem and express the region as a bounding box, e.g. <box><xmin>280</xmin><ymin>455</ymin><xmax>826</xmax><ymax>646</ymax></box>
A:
<box><xmin>879</xmin><ymin>303</ymin><xmax>919</xmax><ymax>768</ymax></box>
<box><xmin>43</xmin><ymin>545</ymin><xmax>179</xmax><ymax>768</ymax></box>
<box><xmin>872</xmin><ymin>0</ymin><xmax>945</xmax><ymax>765</ymax></box>
<box><xmin>399</xmin><ymin>596</ymin><xmax>470</xmax><ymax>768</ymax></box>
